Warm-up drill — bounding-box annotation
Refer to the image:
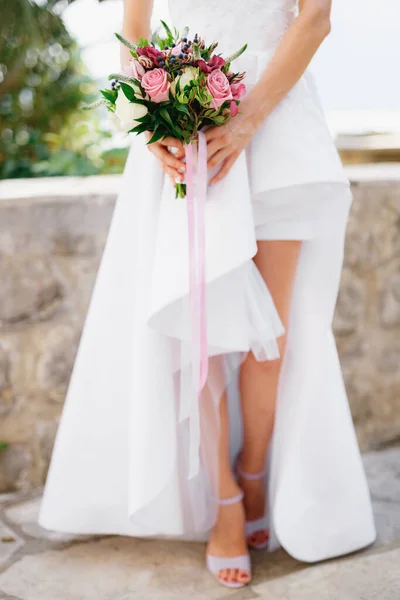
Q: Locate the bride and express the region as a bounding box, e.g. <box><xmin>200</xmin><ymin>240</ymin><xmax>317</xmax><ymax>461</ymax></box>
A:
<box><xmin>39</xmin><ymin>0</ymin><xmax>376</xmax><ymax>589</ymax></box>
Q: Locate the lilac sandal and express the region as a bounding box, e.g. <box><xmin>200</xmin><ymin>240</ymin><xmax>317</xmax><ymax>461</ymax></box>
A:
<box><xmin>206</xmin><ymin>492</ymin><xmax>251</xmax><ymax>589</ymax></box>
<box><xmin>236</xmin><ymin>461</ymin><xmax>270</xmax><ymax>550</ymax></box>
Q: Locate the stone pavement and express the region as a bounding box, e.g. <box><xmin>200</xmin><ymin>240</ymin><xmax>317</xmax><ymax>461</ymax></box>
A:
<box><xmin>0</xmin><ymin>449</ymin><xmax>399</xmax><ymax>600</ymax></box>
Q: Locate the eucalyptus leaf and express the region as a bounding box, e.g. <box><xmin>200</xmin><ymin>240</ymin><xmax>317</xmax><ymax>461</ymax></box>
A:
<box><xmin>81</xmin><ymin>98</ymin><xmax>107</xmax><ymax>111</ymax></box>
<box><xmin>108</xmin><ymin>73</ymin><xmax>138</xmax><ymax>85</ymax></box>
<box><xmin>114</xmin><ymin>32</ymin><xmax>137</xmax><ymax>52</ymax></box>
<box><xmin>225</xmin><ymin>43</ymin><xmax>248</xmax><ymax>64</ymax></box>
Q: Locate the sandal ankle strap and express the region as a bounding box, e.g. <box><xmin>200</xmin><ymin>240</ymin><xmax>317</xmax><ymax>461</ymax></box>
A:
<box><xmin>236</xmin><ymin>462</ymin><xmax>266</xmax><ymax>481</ymax></box>
<box><xmin>219</xmin><ymin>491</ymin><xmax>244</xmax><ymax>506</ymax></box>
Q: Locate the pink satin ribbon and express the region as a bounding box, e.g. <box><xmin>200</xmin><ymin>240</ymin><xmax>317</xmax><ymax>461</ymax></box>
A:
<box><xmin>184</xmin><ymin>131</ymin><xmax>209</xmax><ymax>477</ymax></box>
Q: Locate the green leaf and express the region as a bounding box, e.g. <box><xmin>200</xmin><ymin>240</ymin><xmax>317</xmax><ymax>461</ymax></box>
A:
<box><xmin>100</xmin><ymin>89</ymin><xmax>116</xmax><ymax>103</ymax></box>
<box><xmin>147</xmin><ymin>129</ymin><xmax>166</xmax><ymax>144</ymax></box>
<box><xmin>119</xmin><ymin>82</ymin><xmax>136</xmax><ymax>101</ymax></box>
<box><xmin>160</xmin><ymin>20</ymin><xmax>173</xmax><ymax>40</ymax></box>
<box><xmin>81</xmin><ymin>98</ymin><xmax>107</xmax><ymax>111</ymax></box>
<box><xmin>159</xmin><ymin>108</ymin><xmax>174</xmax><ymax>127</ymax></box>
<box><xmin>192</xmin><ymin>43</ymin><xmax>201</xmax><ymax>61</ymax></box>
<box><xmin>139</xmin><ymin>37</ymin><xmax>150</xmax><ymax>46</ymax></box>
<box><xmin>175</xmin><ymin>103</ymin><xmax>190</xmax><ymax>115</ymax></box>
<box><xmin>181</xmin><ymin>26</ymin><xmax>189</xmax><ymax>39</ymax></box>
<box><xmin>176</xmin><ymin>92</ymin><xmax>189</xmax><ymax>104</ymax></box>
<box><xmin>114</xmin><ymin>32</ymin><xmax>137</xmax><ymax>52</ymax></box>
<box><xmin>129</xmin><ymin>123</ymin><xmax>151</xmax><ymax>135</ymax></box>
<box><xmin>225</xmin><ymin>44</ymin><xmax>248</xmax><ymax>64</ymax></box>
<box><xmin>134</xmin><ymin>114</ymin><xmax>151</xmax><ymax>124</ymax></box>
<box><xmin>108</xmin><ymin>73</ymin><xmax>138</xmax><ymax>86</ymax></box>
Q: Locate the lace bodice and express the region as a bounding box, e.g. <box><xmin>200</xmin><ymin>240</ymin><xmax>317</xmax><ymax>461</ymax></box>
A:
<box><xmin>168</xmin><ymin>0</ymin><xmax>298</xmax><ymax>55</ymax></box>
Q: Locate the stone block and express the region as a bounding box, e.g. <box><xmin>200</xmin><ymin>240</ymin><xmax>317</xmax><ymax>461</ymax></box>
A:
<box><xmin>0</xmin><ymin>537</ymin><xmax>239</xmax><ymax>600</ymax></box>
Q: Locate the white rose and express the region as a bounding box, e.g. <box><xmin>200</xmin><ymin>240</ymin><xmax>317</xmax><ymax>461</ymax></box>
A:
<box><xmin>172</xmin><ymin>66</ymin><xmax>199</xmax><ymax>97</ymax></box>
<box><xmin>114</xmin><ymin>85</ymin><xmax>148</xmax><ymax>132</ymax></box>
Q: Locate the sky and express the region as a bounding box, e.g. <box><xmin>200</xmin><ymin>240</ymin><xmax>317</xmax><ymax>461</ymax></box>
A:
<box><xmin>64</xmin><ymin>0</ymin><xmax>400</xmax><ymax>133</ymax></box>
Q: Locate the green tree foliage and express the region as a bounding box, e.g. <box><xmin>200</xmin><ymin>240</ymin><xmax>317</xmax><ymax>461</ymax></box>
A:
<box><xmin>0</xmin><ymin>0</ymin><xmax>127</xmax><ymax>178</ymax></box>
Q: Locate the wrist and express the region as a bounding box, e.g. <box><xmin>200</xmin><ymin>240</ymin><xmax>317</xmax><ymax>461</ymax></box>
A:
<box><xmin>240</xmin><ymin>94</ymin><xmax>266</xmax><ymax>132</ymax></box>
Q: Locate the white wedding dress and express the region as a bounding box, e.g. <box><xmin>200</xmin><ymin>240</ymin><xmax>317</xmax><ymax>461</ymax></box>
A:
<box><xmin>39</xmin><ymin>0</ymin><xmax>376</xmax><ymax>562</ymax></box>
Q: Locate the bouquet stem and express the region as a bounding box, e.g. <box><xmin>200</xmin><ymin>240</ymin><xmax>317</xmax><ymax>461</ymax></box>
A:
<box><xmin>175</xmin><ymin>182</ymin><xmax>187</xmax><ymax>199</ymax></box>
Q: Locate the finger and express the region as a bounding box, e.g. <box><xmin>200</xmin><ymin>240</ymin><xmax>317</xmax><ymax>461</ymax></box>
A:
<box><xmin>205</xmin><ymin>126</ymin><xmax>225</xmax><ymax>142</ymax></box>
<box><xmin>157</xmin><ymin>146</ymin><xmax>186</xmax><ymax>172</ymax></box>
<box><xmin>163</xmin><ymin>139</ymin><xmax>186</xmax><ymax>160</ymax></box>
<box><xmin>210</xmin><ymin>154</ymin><xmax>237</xmax><ymax>185</ymax></box>
<box><xmin>160</xmin><ymin>137</ymin><xmax>184</xmax><ymax>152</ymax></box>
<box><xmin>208</xmin><ymin>147</ymin><xmax>230</xmax><ymax>170</ymax></box>
<box><xmin>164</xmin><ymin>164</ymin><xmax>183</xmax><ymax>185</ymax></box>
<box><xmin>162</xmin><ymin>150</ymin><xmax>186</xmax><ymax>173</ymax></box>
<box><xmin>206</xmin><ymin>138</ymin><xmax>226</xmax><ymax>160</ymax></box>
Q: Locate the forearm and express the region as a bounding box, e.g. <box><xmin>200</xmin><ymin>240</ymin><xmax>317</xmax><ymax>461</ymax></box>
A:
<box><xmin>244</xmin><ymin>5</ymin><xmax>331</xmax><ymax>126</ymax></box>
<box><xmin>120</xmin><ymin>0</ymin><xmax>153</xmax><ymax>67</ymax></box>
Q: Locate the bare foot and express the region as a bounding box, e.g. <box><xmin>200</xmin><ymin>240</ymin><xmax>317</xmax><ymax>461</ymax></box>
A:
<box><xmin>206</xmin><ymin>480</ymin><xmax>251</xmax><ymax>586</ymax></box>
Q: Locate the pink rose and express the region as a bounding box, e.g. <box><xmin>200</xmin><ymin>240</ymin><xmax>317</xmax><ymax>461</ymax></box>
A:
<box><xmin>231</xmin><ymin>81</ymin><xmax>246</xmax><ymax>101</ymax></box>
<box><xmin>123</xmin><ymin>59</ymin><xmax>145</xmax><ymax>80</ymax></box>
<box><xmin>206</xmin><ymin>68</ymin><xmax>232</xmax><ymax>109</ymax></box>
<box><xmin>141</xmin><ymin>68</ymin><xmax>170</xmax><ymax>103</ymax></box>
<box><xmin>230</xmin><ymin>100</ymin><xmax>239</xmax><ymax>117</ymax></box>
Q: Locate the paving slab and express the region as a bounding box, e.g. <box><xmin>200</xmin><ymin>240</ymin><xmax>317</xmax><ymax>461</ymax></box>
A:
<box><xmin>363</xmin><ymin>449</ymin><xmax>400</xmax><ymax>503</ymax></box>
<box><xmin>0</xmin><ymin>494</ymin><xmax>24</xmax><ymax>506</ymax></box>
<box><xmin>4</xmin><ymin>498</ymin><xmax>89</xmax><ymax>543</ymax></box>
<box><xmin>0</xmin><ymin>522</ymin><xmax>24</xmax><ymax>569</ymax></box>
<box><xmin>0</xmin><ymin>537</ymin><xmax>247</xmax><ymax>600</ymax></box>
<box><xmin>252</xmin><ymin>547</ymin><xmax>400</xmax><ymax>600</ymax></box>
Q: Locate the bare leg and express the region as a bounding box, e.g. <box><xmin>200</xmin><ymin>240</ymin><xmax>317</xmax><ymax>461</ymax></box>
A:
<box><xmin>206</xmin><ymin>392</ymin><xmax>250</xmax><ymax>585</ymax></box>
<box><xmin>239</xmin><ymin>240</ymin><xmax>302</xmax><ymax>546</ymax></box>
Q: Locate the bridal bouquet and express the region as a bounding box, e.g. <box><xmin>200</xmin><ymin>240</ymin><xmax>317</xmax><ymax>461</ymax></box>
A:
<box><xmin>86</xmin><ymin>21</ymin><xmax>247</xmax><ymax>198</ymax></box>
<box><xmin>86</xmin><ymin>22</ymin><xmax>248</xmax><ymax>404</ymax></box>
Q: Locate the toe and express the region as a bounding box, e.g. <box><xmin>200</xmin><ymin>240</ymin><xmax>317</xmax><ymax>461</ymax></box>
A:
<box><xmin>255</xmin><ymin>530</ymin><xmax>269</xmax><ymax>544</ymax></box>
<box><xmin>238</xmin><ymin>569</ymin><xmax>250</xmax><ymax>583</ymax></box>
<box><xmin>248</xmin><ymin>529</ymin><xmax>269</xmax><ymax>547</ymax></box>
<box><xmin>218</xmin><ymin>569</ymin><xmax>229</xmax><ymax>582</ymax></box>
<box><xmin>227</xmin><ymin>568</ymin><xmax>236</xmax><ymax>583</ymax></box>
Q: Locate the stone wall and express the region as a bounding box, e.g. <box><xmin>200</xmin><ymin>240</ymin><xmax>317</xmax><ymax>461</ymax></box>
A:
<box><xmin>0</xmin><ymin>167</ymin><xmax>399</xmax><ymax>492</ymax></box>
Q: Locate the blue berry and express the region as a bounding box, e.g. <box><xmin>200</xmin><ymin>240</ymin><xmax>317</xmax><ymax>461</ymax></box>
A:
<box><xmin>178</xmin><ymin>53</ymin><xmax>183</xmax><ymax>58</ymax></box>
<box><xmin>171</xmin><ymin>43</ymin><xmax>176</xmax><ymax>47</ymax></box>
<box><xmin>178</xmin><ymin>69</ymin><xmax>183</xmax><ymax>75</ymax></box>
<box><xmin>157</xmin><ymin>56</ymin><xmax>163</xmax><ymax>62</ymax></box>
<box><xmin>183</xmin><ymin>37</ymin><xmax>187</xmax><ymax>42</ymax></box>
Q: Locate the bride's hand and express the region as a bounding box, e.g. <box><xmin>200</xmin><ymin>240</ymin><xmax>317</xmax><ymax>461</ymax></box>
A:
<box><xmin>145</xmin><ymin>133</ymin><xmax>186</xmax><ymax>185</ymax></box>
<box><xmin>205</xmin><ymin>101</ymin><xmax>260</xmax><ymax>185</ymax></box>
